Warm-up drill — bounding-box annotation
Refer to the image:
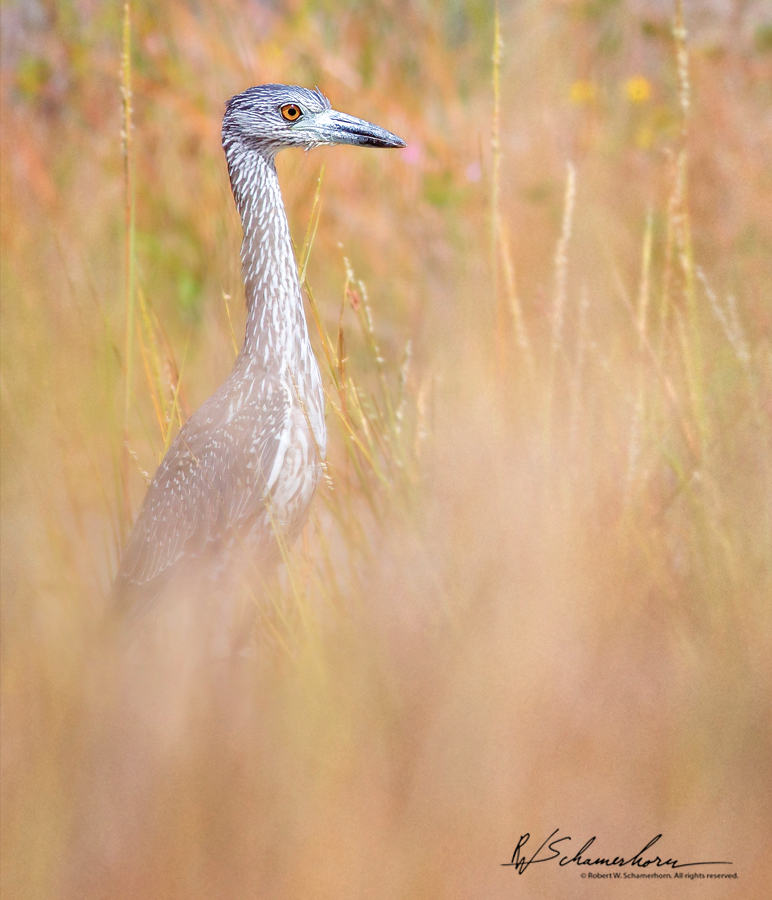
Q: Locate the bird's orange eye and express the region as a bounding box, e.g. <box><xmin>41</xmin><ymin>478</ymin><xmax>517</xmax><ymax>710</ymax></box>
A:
<box><xmin>280</xmin><ymin>104</ymin><xmax>302</xmax><ymax>122</ymax></box>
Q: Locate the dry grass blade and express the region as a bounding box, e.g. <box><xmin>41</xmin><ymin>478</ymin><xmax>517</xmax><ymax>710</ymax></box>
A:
<box><xmin>119</xmin><ymin>0</ymin><xmax>135</xmax><ymax>538</ymax></box>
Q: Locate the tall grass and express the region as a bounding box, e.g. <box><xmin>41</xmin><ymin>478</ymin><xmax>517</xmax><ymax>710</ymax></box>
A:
<box><xmin>2</xmin><ymin>1</ymin><xmax>771</xmax><ymax>898</ymax></box>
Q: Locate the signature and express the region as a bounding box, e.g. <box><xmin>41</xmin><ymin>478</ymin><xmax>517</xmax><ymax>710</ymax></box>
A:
<box><xmin>503</xmin><ymin>830</ymin><xmax>733</xmax><ymax>874</ymax></box>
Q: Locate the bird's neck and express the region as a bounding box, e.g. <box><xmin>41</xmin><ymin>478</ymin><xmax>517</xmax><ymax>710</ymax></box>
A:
<box><xmin>226</xmin><ymin>147</ymin><xmax>310</xmax><ymax>370</ymax></box>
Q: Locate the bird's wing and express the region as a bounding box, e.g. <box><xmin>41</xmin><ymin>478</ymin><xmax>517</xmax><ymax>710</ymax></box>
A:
<box><xmin>115</xmin><ymin>374</ymin><xmax>291</xmax><ymax>598</ymax></box>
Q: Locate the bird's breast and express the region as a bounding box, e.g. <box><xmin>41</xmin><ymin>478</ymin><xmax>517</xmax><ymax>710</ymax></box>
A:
<box><xmin>264</xmin><ymin>398</ymin><xmax>323</xmax><ymax>540</ymax></box>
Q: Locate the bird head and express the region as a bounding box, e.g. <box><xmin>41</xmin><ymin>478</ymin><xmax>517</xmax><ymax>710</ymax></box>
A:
<box><xmin>222</xmin><ymin>84</ymin><xmax>406</xmax><ymax>157</ymax></box>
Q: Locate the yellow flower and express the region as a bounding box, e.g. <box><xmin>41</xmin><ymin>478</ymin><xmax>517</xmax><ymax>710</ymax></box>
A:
<box><xmin>569</xmin><ymin>80</ymin><xmax>595</xmax><ymax>105</ymax></box>
<box><xmin>625</xmin><ymin>76</ymin><xmax>651</xmax><ymax>103</ymax></box>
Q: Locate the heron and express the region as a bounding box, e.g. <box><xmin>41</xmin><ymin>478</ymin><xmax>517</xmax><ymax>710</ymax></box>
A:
<box><xmin>113</xmin><ymin>84</ymin><xmax>405</xmax><ymax>629</ymax></box>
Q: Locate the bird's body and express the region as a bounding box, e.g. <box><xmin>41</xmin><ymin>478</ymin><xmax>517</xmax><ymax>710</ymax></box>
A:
<box><xmin>114</xmin><ymin>85</ymin><xmax>404</xmax><ymax>615</ymax></box>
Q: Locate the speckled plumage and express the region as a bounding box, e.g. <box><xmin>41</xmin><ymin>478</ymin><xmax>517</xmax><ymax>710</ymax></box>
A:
<box><xmin>114</xmin><ymin>85</ymin><xmax>404</xmax><ymax>613</ymax></box>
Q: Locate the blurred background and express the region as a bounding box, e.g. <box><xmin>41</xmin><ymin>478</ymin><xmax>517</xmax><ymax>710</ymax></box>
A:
<box><xmin>2</xmin><ymin>0</ymin><xmax>771</xmax><ymax>897</ymax></box>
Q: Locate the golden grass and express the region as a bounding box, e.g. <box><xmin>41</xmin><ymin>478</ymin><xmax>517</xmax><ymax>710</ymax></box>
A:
<box><xmin>2</xmin><ymin>1</ymin><xmax>771</xmax><ymax>897</ymax></box>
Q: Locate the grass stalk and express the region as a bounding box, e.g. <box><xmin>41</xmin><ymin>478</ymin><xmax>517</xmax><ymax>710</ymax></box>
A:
<box><xmin>298</xmin><ymin>164</ymin><xmax>325</xmax><ymax>284</ymax></box>
<box><xmin>672</xmin><ymin>0</ymin><xmax>707</xmax><ymax>452</ymax></box>
<box><xmin>625</xmin><ymin>210</ymin><xmax>654</xmax><ymax>500</ymax></box>
<box><xmin>491</xmin><ymin>0</ymin><xmax>505</xmax><ymax>377</ymax></box>
<box><xmin>498</xmin><ymin>217</ymin><xmax>533</xmax><ymax>376</ymax></box>
<box><xmin>222</xmin><ymin>290</ymin><xmax>240</xmax><ymax>357</ymax></box>
<box><xmin>545</xmin><ymin>161</ymin><xmax>576</xmax><ymax>448</ymax></box>
<box><xmin>120</xmin><ymin>0</ymin><xmax>136</xmax><ymax>540</ymax></box>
